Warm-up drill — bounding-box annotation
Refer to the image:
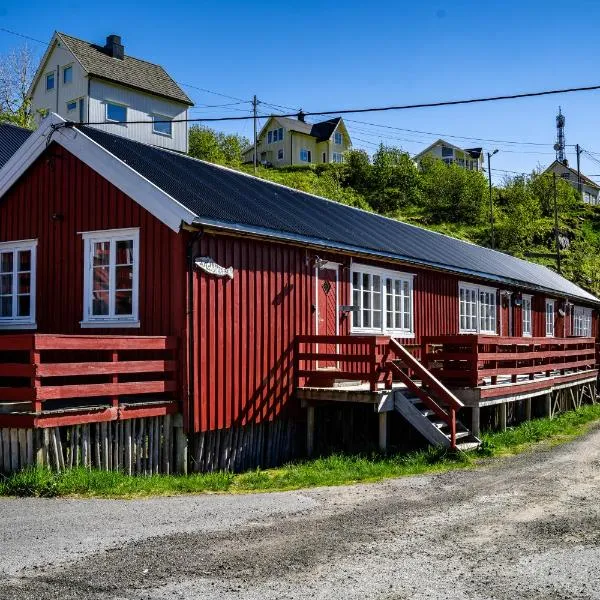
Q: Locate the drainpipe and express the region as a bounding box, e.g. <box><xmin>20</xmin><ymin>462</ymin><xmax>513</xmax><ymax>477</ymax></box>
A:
<box><xmin>56</xmin><ymin>64</ymin><xmax>60</xmax><ymax>113</ymax></box>
<box><xmin>290</xmin><ymin>131</ymin><xmax>293</xmax><ymax>166</ymax></box>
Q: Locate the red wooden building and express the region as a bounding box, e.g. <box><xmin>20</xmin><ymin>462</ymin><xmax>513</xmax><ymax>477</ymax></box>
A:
<box><xmin>0</xmin><ymin>114</ymin><xmax>597</xmax><ymax>473</ymax></box>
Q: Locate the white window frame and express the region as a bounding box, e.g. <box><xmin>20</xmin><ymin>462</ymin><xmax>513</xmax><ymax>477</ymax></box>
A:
<box><xmin>80</xmin><ymin>228</ymin><xmax>140</xmax><ymax>328</ymax></box>
<box><xmin>152</xmin><ymin>114</ymin><xmax>173</xmax><ymax>137</ymax></box>
<box><xmin>545</xmin><ymin>299</ymin><xmax>555</xmax><ymax>337</ymax></box>
<box><xmin>573</xmin><ymin>306</ymin><xmax>592</xmax><ymax>337</ymax></box>
<box><xmin>459</xmin><ymin>282</ymin><xmax>497</xmax><ymax>334</ymax></box>
<box><xmin>45</xmin><ymin>72</ymin><xmax>55</xmax><ymax>92</ymax></box>
<box><xmin>105</xmin><ymin>102</ymin><xmax>128</xmax><ymax>125</ymax></box>
<box><xmin>350</xmin><ymin>263</ymin><xmax>414</xmax><ymax>337</ymax></box>
<box><xmin>332</xmin><ymin>152</ymin><xmax>344</xmax><ymax>163</ymax></box>
<box><xmin>300</xmin><ymin>148</ymin><xmax>311</xmax><ymax>162</ymax></box>
<box><xmin>522</xmin><ymin>294</ymin><xmax>532</xmax><ymax>337</ymax></box>
<box><xmin>63</xmin><ymin>65</ymin><xmax>73</xmax><ymax>85</ymax></box>
<box><xmin>0</xmin><ymin>239</ymin><xmax>37</xmax><ymax>329</ymax></box>
<box><xmin>334</xmin><ymin>131</ymin><xmax>343</xmax><ymax>145</ymax></box>
<box><xmin>277</xmin><ymin>148</ymin><xmax>284</xmax><ymax>161</ymax></box>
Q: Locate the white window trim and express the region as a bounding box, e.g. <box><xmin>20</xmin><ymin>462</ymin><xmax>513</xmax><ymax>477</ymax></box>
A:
<box><xmin>545</xmin><ymin>299</ymin><xmax>555</xmax><ymax>337</ymax></box>
<box><xmin>350</xmin><ymin>263</ymin><xmax>415</xmax><ymax>337</ymax></box>
<box><xmin>334</xmin><ymin>132</ymin><xmax>343</xmax><ymax>145</ymax></box>
<box><xmin>277</xmin><ymin>148</ymin><xmax>284</xmax><ymax>161</ymax></box>
<box><xmin>105</xmin><ymin>102</ymin><xmax>128</xmax><ymax>125</ymax></box>
<box><xmin>152</xmin><ymin>114</ymin><xmax>173</xmax><ymax>137</ymax></box>
<box><xmin>459</xmin><ymin>282</ymin><xmax>498</xmax><ymax>334</ymax></box>
<box><xmin>62</xmin><ymin>64</ymin><xmax>73</xmax><ymax>85</ymax></box>
<box><xmin>573</xmin><ymin>305</ymin><xmax>592</xmax><ymax>337</ymax></box>
<box><xmin>522</xmin><ymin>294</ymin><xmax>532</xmax><ymax>337</ymax></box>
<box><xmin>45</xmin><ymin>72</ymin><xmax>55</xmax><ymax>92</ymax></box>
<box><xmin>0</xmin><ymin>239</ymin><xmax>37</xmax><ymax>329</ymax></box>
<box><xmin>80</xmin><ymin>228</ymin><xmax>139</xmax><ymax>328</ymax></box>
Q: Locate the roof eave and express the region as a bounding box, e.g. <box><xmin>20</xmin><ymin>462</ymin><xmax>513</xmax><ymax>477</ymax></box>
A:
<box><xmin>190</xmin><ymin>217</ymin><xmax>600</xmax><ymax>305</ymax></box>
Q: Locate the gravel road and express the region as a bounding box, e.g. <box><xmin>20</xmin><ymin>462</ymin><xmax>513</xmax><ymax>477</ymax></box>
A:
<box><xmin>2</xmin><ymin>427</ymin><xmax>600</xmax><ymax>600</ymax></box>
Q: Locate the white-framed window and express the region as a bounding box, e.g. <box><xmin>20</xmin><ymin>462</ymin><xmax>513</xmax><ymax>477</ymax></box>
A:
<box><xmin>522</xmin><ymin>294</ymin><xmax>532</xmax><ymax>337</ymax></box>
<box><xmin>277</xmin><ymin>148</ymin><xmax>284</xmax><ymax>160</ymax></box>
<box><xmin>267</xmin><ymin>127</ymin><xmax>284</xmax><ymax>144</ymax></box>
<box><xmin>66</xmin><ymin>100</ymin><xmax>77</xmax><ymax>113</ymax></box>
<box><xmin>332</xmin><ymin>152</ymin><xmax>344</xmax><ymax>163</ymax></box>
<box><xmin>441</xmin><ymin>146</ymin><xmax>453</xmax><ymax>158</ymax></box>
<box><xmin>106</xmin><ymin>102</ymin><xmax>127</xmax><ymax>123</ymax></box>
<box><xmin>45</xmin><ymin>72</ymin><xmax>55</xmax><ymax>91</ymax></box>
<box><xmin>63</xmin><ymin>65</ymin><xmax>73</xmax><ymax>84</ymax></box>
<box><xmin>351</xmin><ymin>264</ymin><xmax>414</xmax><ymax>336</ymax></box>
<box><xmin>573</xmin><ymin>306</ymin><xmax>592</xmax><ymax>337</ymax></box>
<box><xmin>545</xmin><ymin>299</ymin><xmax>555</xmax><ymax>337</ymax></box>
<box><xmin>300</xmin><ymin>148</ymin><xmax>311</xmax><ymax>162</ymax></box>
<box><xmin>459</xmin><ymin>282</ymin><xmax>497</xmax><ymax>334</ymax></box>
<box><xmin>152</xmin><ymin>114</ymin><xmax>172</xmax><ymax>136</ymax></box>
<box><xmin>334</xmin><ymin>131</ymin><xmax>343</xmax><ymax>145</ymax></box>
<box><xmin>81</xmin><ymin>228</ymin><xmax>139</xmax><ymax>327</ymax></box>
<box><xmin>0</xmin><ymin>239</ymin><xmax>37</xmax><ymax>328</ymax></box>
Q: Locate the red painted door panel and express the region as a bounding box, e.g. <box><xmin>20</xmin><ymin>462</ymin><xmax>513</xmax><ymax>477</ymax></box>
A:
<box><xmin>317</xmin><ymin>267</ymin><xmax>337</xmax><ymax>368</ymax></box>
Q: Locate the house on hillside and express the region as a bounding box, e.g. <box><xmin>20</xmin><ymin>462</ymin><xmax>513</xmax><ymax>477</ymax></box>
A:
<box><xmin>243</xmin><ymin>115</ymin><xmax>351</xmax><ymax>167</ymax></box>
<box><xmin>28</xmin><ymin>31</ymin><xmax>194</xmax><ymax>152</ymax></box>
<box><xmin>414</xmin><ymin>139</ymin><xmax>484</xmax><ymax>171</ymax></box>
<box><xmin>544</xmin><ymin>160</ymin><xmax>600</xmax><ymax>205</ymax></box>
<box><xmin>0</xmin><ymin>114</ymin><xmax>597</xmax><ymax>475</ymax></box>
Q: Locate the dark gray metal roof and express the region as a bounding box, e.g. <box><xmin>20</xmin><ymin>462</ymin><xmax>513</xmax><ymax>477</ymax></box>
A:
<box><xmin>78</xmin><ymin>126</ymin><xmax>599</xmax><ymax>304</ymax></box>
<box><xmin>0</xmin><ymin>123</ymin><xmax>32</xmax><ymax>169</ymax></box>
<box><xmin>58</xmin><ymin>33</ymin><xmax>193</xmax><ymax>105</ymax></box>
<box><xmin>271</xmin><ymin>116</ymin><xmax>342</xmax><ymax>142</ymax></box>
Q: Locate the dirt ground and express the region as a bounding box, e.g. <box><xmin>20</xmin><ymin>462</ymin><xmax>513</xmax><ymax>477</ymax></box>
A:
<box><xmin>2</xmin><ymin>426</ymin><xmax>600</xmax><ymax>600</ymax></box>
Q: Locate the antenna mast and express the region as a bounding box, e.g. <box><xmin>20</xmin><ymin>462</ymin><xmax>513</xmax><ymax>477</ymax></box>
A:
<box><xmin>554</xmin><ymin>107</ymin><xmax>566</xmax><ymax>163</ymax></box>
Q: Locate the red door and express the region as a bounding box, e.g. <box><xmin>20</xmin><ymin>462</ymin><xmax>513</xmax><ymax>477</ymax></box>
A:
<box><xmin>317</xmin><ymin>267</ymin><xmax>338</xmax><ymax>369</ymax></box>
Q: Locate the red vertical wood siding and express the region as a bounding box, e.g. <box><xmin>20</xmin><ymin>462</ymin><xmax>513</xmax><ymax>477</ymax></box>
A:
<box><xmin>0</xmin><ymin>145</ymin><xmax>187</xmax><ymax>337</ymax></box>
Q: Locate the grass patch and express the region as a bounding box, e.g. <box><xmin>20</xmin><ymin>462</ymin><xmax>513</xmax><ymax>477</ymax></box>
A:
<box><xmin>2</xmin><ymin>404</ymin><xmax>600</xmax><ymax>499</ymax></box>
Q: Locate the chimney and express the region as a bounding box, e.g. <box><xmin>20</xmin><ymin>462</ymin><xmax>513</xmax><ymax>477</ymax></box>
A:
<box><xmin>105</xmin><ymin>35</ymin><xmax>124</xmax><ymax>60</ymax></box>
<box><xmin>297</xmin><ymin>110</ymin><xmax>306</xmax><ymax>123</ymax></box>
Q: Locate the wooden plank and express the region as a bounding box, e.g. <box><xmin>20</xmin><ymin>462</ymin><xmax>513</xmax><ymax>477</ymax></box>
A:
<box><xmin>36</xmin><ymin>380</ymin><xmax>176</xmax><ymax>401</ymax></box>
<box><xmin>0</xmin><ymin>364</ymin><xmax>36</xmax><ymax>377</ymax></box>
<box><xmin>32</xmin><ymin>335</ymin><xmax>177</xmax><ymax>351</ymax></box>
<box><xmin>0</xmin><ymin>387</ymin><xmax>34</xmax><ymax>402</ymax></box>
<box><xmin>37</xmin><ymin>360</ymin><xmax>177</xmax><ymax>377</ymax></box>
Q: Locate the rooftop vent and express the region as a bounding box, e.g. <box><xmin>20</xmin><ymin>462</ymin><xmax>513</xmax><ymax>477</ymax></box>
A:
<box><xmin>105</xmin><ymin>35</ymin><xmax>124</xmax><ymax>60</ymax></box>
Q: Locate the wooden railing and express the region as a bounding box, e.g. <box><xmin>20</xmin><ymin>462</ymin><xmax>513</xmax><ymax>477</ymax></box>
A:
<box><xmin>295</xmin><ymin>335</ymin><xmax>393</xmax><ymax>391</ymax></box>
<box><xmin>295</xmin><ymin>335</ymin><xmax>464</xmax><ymax>448</ymax></box>
<box><xmin>422</xmin><ymin>335</ymin><xmax>597</xmax><ymax>388</ymax></box>
<box><xmin>0</xmin><ymin>334</ymin><xmax>178</xmax><ymax>413</ymax></box>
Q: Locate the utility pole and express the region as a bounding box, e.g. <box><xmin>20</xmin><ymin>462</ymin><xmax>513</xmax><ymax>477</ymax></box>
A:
<box><xmin>252</xmin><ymin>95</ymin><xmax>258</xmax><ymax>175</ymax></box>
<box><xmin>553</xmin><ymin>172</ymin><xmax>561</xmax><ymax>273</ymax></box>
<box><xmin>576</xmin><ymin>143</ymin><xmax>582</xmax><ymax>200</ymax></box>
<box><xmin>487</xmin><ymin>149</ymin><xmax>498</xmax><ymax>249</ymax></box>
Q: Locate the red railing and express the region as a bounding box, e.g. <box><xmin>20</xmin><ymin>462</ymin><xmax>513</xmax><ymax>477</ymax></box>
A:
<box><xmin>295</xmin><ymin>335</ymin><xmax>464</xmax><ymax>448</ymax></box>
<box><xmin>0</xmin><ymin>334</ymin><xmax>178</xmax><ymax>413</ymax></box>
<box><xmin>295</xmin><ymin>335</ymin><xmax>393</xmax><ymax>391</ymax></box>
<box><xmin>422</xmin><ymin>335</ymin><xmax>597</xmax><ymax>390</ymax></box>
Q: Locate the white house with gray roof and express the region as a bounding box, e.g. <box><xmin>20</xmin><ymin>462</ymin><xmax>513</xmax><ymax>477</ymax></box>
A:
<box><xmin>28</xmin><ymin>32</ymin><xmax>194</xmax><ymax>152</ymax></box>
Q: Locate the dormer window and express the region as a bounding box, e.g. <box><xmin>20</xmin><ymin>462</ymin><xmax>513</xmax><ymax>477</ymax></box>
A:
<box><xmin>152</xmin><ymin>115</ymin><xmax>173</xmax><ymax>136</ymax></box>
<box><xmin>46</xmin><ymin>73</ymin><xmax>55</xmax><ymax>91</ymax></box>
<box><xmin>334</xmin><ymin>132</ymin><xmax>343</xmax><ymax>145</ymax></box>
<box><xmin>106</xmin><ymin>102</ymin><xmax>127</xmax><ymax>124</ymax></box>
<box><xmin>63</xmin><ymin>66</ymin><xmax>73</xmax><ymax>84</ymax></box>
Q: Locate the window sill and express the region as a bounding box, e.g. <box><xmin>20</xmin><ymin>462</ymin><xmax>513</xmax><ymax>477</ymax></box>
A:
<box><xmin>350</xmin><ymin>329</ymin><xmax>415</xmax><ymax>339</ymax></box>
<box><xmin>0</xmin><ymin>322</ymin><xmax>37</xmax><ymax>330</ymax></box>
<box><xmin>153</xmin><ymin>131</ymin><xmax>173</xmax><ymax>138</ymax></box>
<box><xmin>80</xmin><ymin>320</ymin><xmax>140</xmax><ymax>329</ymax></box>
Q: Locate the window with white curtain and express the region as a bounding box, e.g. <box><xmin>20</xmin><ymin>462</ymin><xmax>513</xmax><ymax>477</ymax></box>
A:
<box><xmin>0</xmin><ymin>239</ymin><xmax>37</xmax><ymax>328</ymax></box>
<box><xmin>573</xmin><ymin>306</ymin><xmax>592</xmax><ymax>337</ymax></box>
<box><xmin>459</xmin><ymin>283</ymin><xmax>497</xmax><ymax>334</ymax></box>
<box><xmin>351</xmin><ymin>264</ymin><xmax>413</xmax><ymax>336</ymax></box>
<box><xmin>522</xmin><ymin>294</ymin><xmax>532</xmax><ymax>336</ymax></box>
<box><xmin>545</xmin><ymin>299</ymin><xmax>555</xmax><ymax>337</ymax></box>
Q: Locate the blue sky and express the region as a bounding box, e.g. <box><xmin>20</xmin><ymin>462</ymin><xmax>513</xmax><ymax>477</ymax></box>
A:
<box><xmin>2</xmin><ymin>0</ymin><xmax>600</xmax><ymax>182</ymax></box>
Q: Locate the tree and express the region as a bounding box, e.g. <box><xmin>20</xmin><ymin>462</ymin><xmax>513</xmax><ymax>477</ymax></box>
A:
<box><xmin>341</xmin><ymin>149</ymin><xmax>372</xmax><ymax>193</ymax></box>
<box><xmin>368</xmin><ymin>144</ymin><xmax>421</xmax><ymax>214</ymax></box>
<box><xmin>0</xmin><ymin>45</ymin><xmax>36</xmax><ymax>128</ymax></box>
<box><xmin>188</xmin><ymin>126</ymin><xmax>249</xmax><ymax>166</ymax></box>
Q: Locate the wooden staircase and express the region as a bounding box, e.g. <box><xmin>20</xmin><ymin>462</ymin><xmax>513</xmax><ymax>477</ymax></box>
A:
<box><xmin>387</xmin><ymin>339</ymin><xmax>481</xmax><ymax>450</ymax></box>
